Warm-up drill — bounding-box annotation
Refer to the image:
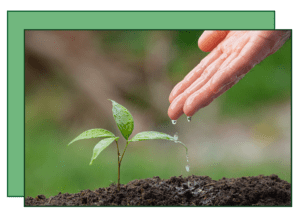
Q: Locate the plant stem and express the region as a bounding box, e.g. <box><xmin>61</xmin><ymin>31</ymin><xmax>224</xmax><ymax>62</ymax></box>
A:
<box><xmin>115</xmin><ymin>140</ymin><xmax>120</xmax><ymax>191</ymax></box>
<box><xmin>119</xmin><ymin>141</ymin><xmax>129</xmax><ymax>163</ymax></box>
<box><xmin>118</xmin><ymin>161</ymin><xmax>120</xmax><ymax>191</ymax></box>
<box><xmin>116</xmin><ymin>141</ymin><xmax>129</xmax><ymax>192</ymax></box>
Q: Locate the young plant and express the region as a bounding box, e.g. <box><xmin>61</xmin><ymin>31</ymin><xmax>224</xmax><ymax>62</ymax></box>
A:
<box><xmin>68</xmin><ymin>100</ymin><xmax>187</xmax><ymax>191</ymax></box>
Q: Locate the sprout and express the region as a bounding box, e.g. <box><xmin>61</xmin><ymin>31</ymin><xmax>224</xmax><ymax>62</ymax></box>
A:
<box><xmin>68</xmin><ymin>100</ymin><xmax>187</xmax><ymax>191</ymax></box>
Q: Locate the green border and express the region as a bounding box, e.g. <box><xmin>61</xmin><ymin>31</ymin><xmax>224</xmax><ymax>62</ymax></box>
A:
<box><xmin>8</xmin><ymin>11</ymin><xmax>275</xmax><ymax>197</ymax></box>
<box><xmin>9</xmin><ymin>11</ymin><xmax>275</xmax><ymax>30</ymax></box>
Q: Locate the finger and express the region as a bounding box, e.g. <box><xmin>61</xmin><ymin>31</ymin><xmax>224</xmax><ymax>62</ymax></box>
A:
<box><xmin>198</xmin><ymin>30</ymin><xmax>229</xmax><ymax>52</ymax></box>
<box><xmin>183</xmin><ymin>74</ymin><xmax>243</xmax><ymax>116</ymax></box>
<box><xmin>169</xmin><ymin>48</ymin><xmax>222</xmax><ymax>103</ymax></box>
<box><xmin>183</xmin><ymin>82</ymin><xmax>212</xmax><ymax>116</ymax></box>
<box><xmin>168</xmin><ymin>94</ymin><xmax>186</xmax><ymax>120</ymax></box>
<box><xmin>168</xmin><ymin>53</ymin><xmax>228</xmax><ymax>120</ymax></box>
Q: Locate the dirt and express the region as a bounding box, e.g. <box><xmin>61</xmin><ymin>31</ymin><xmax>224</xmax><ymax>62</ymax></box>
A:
<box><xmin>25</xmin><ymin>174</ymin><xmax>291</xmax><ymax>206</ymax></box>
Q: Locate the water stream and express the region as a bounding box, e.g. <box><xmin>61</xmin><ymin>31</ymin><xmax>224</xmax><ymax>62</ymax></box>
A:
<box><xmin>172</xmin><ymin>131</ymin><xmax>190</xmax><ymax>173</ymax></box>
<box><xmin>171</xmin><ymin>117</ymin><xmax>191</xmax><ymax>182</ymax></box>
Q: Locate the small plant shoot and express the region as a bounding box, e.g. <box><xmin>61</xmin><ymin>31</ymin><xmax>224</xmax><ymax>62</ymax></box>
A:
<box><xmin>68</xmin><ymin>100</ymin><xmax>188</xmax><ymax>191</ymax></box>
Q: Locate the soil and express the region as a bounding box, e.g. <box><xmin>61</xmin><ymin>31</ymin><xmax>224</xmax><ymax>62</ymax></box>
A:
<box><xmin>25</xmin><ymin>174</ymin><xmax>291</xmax><ymax>206</ymax></box>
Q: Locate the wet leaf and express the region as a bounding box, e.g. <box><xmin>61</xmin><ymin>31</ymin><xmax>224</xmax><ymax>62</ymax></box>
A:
<box><xmin>68</xmin><ymin>129</ymin><xmax>115</xmax><ymax>146</ymax></box>
<box><xmin>89</xmin><ymin>137</ymin><xmax>118</xmax><ymax>165</ymax></box>
<box><xmin>110</xmin><ymin>100</ymin><xmax>134</xmax><ymax>140</ymax></box>
<box><xmin>130</xmin><ymin>131</ymin><xmax>188</xmax><ymax>153</ymax></box>
<box><xmin>130</xmin><ymin>131</ymin><xmax>174</xmax><ymax>142</ymax></box>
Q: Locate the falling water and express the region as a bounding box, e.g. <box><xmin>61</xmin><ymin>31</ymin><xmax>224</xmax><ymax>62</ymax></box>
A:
<box><xmin>171</xmin><ymin>122</ymin><xmax>190</xmax><ymax>173</ymax></box>
<box><xmin>185</xmin><ymin>154</ymin><xmax>190</xmax><ymax>172</ymax></box>
<box><xmin>172</xmin><ymin>132</ymin><xmax>190</xmax><ymax>172</ymax></box>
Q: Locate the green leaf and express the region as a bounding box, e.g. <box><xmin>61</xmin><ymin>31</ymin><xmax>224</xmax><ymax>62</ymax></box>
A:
<box><xmin>130</xmin><ymin>131</ymin><xmax>174</xmax><ymax>142</ymax></box>
<box><xmin>68</xmin><ymin>129</ymin><xmax>115</xmax><ymax>146</ymax></box>
<box><xmin>109</xmin><ymin>100</ymin><xmax>134</xmax><ymax>140</ymax></box>
<box><xmin>130</xmin><ymin>131</ymin><xmax>188</xmax><ymax>153</ymax></box>
<box><xmin>89</xmin><ymin>137</ymin><xmax>118</xmax><ymax>165</ymax></box>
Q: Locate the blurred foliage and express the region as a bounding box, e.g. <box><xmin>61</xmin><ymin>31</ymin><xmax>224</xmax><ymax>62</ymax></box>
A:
<box><xmin>168</xmin><ymin>30</ymin><xmax>207</xmax><ymax>83</ymax></box>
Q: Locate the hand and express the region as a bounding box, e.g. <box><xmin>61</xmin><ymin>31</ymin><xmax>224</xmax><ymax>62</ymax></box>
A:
<box><xmin>168</xmin><ymin>30</ymin><xmax>291</xmax><ymax>120</ymax></box>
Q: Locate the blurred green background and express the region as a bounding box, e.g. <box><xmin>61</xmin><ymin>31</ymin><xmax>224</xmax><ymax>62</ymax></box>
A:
<box><xmin>25</xmin><ymin>30</ymin><xmax>291</xmax><ymax>198</ymax></box>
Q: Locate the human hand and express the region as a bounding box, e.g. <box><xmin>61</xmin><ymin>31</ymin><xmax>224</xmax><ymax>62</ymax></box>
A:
<box><xmin>168</xmin><ymin>30</ymin><xmax>291</xmax><ymax>120</ymax></box>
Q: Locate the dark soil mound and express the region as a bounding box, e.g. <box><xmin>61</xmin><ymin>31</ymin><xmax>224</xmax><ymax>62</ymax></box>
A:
<box><xmin>25</xmin><ymin>174</ymin><xmax>291</xmax><ymax>206</ymax></box>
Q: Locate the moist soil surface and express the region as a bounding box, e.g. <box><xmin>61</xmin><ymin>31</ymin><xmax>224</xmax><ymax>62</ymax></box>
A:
<box><xmin>25</xmin><ymin>174</ymin><xmax>291</xmax><ymax>206</ymax></box>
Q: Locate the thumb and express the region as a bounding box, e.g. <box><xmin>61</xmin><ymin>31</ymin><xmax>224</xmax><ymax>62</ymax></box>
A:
<box><xmin>198</xmin><ymin>30</ymin><xmax>229</xmax><ymax>52</ymax></box>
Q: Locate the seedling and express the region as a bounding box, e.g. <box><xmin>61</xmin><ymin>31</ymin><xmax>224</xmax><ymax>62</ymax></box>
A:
<box><xmin>68</xmin><ymin>100</ymin><xmax>187</xmax><ymax>191</ymax></box>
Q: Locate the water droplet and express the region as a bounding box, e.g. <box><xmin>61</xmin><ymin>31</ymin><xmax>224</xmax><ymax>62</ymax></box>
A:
<box><xmin>172</xmin><ymin>120</ymin><xmax>177</xmax><ymax>125</ymax></box>
<box><xmin>185</xmin><ymin>165</ymin><xmax>190</xmax><ymax>172</ymax></box>
<box><xmin>174</xmin><ymin>132</ymin><xmax>178</xmax><ymax>141</ymax></box>
<box><xmin>187</xmin><ymin>116</ymin><xmax>192</xmax><ymax>122</ymax></box>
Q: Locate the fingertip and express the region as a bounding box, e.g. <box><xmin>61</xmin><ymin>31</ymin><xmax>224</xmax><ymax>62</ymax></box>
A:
<box><xmin>198</xmin><ymin>31</ymin><xmax>214</xmax><ymax>52</ymax></box>
<box><xmin>198</xmin><ymin>30</ymin><xmax>229</xmax><ymax>52</ymax></box>
<box><xmin>183</xmin><ymin>88</ymin><xmax>213</xmax><ymax>117</ymax></box>
<box><xmin>168</xmin><ymin>106</ymin><xmax>183</xmax><ymax>121</ymax></box>
<box><xmin>168</xmin><ymin>94</ymin><xmax>186</xmax><ymax>120</ymax></box>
